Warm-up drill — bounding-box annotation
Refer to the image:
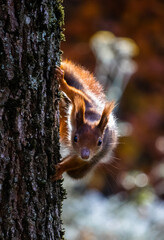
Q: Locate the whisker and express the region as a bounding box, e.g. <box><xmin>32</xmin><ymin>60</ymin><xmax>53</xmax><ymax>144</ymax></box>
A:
<box><xmin>97</xmin><ymin>163</ymin><xmax>120</xmax><ymax>194</ymax></box>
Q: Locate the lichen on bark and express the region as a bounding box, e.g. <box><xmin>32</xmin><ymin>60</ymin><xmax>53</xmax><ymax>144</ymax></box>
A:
<box><xmin>0</xmin><ymin>0</ymin><xmax>65</xmax><ymax>239</ymax></box>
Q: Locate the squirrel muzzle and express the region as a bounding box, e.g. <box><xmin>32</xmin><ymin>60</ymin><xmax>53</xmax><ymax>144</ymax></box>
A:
<box><xmin>81</xmin><ymin>147</ymin><xmax>90</xmax><ymax>159</ymax></box>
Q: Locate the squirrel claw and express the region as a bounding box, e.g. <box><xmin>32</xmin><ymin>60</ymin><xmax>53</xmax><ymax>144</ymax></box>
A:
<box><xmin>51</xmin><ymin>163</ymin><xmax>63</xmax><ymax>181</ymax></box>
<box><xmin>51</xmin><ymin>174</ymin><xmax>62</xmax><ymax>181</ymax></box>
<box><xmin>55</xmin><ymin>66</ymin><xmax>64</xmax><ymax>80</ymax></box>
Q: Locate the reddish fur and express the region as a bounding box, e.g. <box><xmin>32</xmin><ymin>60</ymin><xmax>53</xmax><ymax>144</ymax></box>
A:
<box><xmin>98</xmin><ymin>101</ymin><xmax>115</xmax><ymax>132</ymax></box>
<box><xmin>53</xmin><ymin>61</ymin><xmax>117</xmax><ymax>180</ymax></box>
<box><xmin>71</xmin><ymin>96</ymin><xmax>85</xmax><ymax>128</ymax></box>
<box><xmin>59</xmin><ymin>97</ymin><xmax>69</xmax><ymax>144</ymax></box>
<box><xmin>61</xmin><ymin>60</ymin><xmax>105</xmax><ymax>102</ymax></box>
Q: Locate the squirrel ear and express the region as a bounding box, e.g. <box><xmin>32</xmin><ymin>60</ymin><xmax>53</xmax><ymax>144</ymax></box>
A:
<box><xmin>71</xmin><ymin>96</ymin><xmax>85</xmax><ymax>128</ymax></box>
<box><xmin>75</xmin><ymin>104</ymin><xmax>85</xmax><ymax>127</ymax></box>
<box><xmin>97</xmin><ymin>101</ymin><xmax>115</xmax><ymax>132</ymax></box>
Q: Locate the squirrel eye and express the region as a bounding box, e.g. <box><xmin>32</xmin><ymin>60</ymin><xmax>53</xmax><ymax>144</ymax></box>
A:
<box><xmin>97</xmin><ymin>138</ymin><xmax>102</xmax><ymax>146</ymax></box>
<box><xmin>74</xmin><ymin>135</ymin><xmax>78</xmax><ymax>143</ymax></box>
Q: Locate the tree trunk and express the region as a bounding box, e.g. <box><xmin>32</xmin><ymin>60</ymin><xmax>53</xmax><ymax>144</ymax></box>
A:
<box><xmin>0</xmin><ymin>1</ymin><xmax>65</xmax><ymax>239</ymax></box>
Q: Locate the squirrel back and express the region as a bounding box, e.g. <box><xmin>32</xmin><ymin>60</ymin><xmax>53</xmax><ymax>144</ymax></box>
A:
<box><xmin>61</xmin><ymin>60</ymin><xmax>106</xmax><ymax>115</ymax></box>
<box><xmin>61</xmin><ymin>60</ymin><xmax>105</xmax><ymax>99</ymax></box>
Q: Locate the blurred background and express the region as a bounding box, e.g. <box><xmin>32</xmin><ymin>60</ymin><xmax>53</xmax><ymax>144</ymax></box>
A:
<box><xmin>61</xmin><ymin>0</ymin><xmax>164</xmax><ymax>239</ymax></box>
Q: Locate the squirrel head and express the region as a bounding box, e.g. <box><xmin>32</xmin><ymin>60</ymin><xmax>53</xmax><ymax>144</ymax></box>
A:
<box><xmin>71</xmin><ymin>99</ymin><xmax>115</xmax><ymax>160</ymax></box>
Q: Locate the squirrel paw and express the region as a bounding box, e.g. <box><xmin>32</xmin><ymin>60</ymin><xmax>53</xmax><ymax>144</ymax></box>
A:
<box><xmin>51</xmin><ymin>163</ymin><xmax>63</xmax><ymax>181</ymax></box>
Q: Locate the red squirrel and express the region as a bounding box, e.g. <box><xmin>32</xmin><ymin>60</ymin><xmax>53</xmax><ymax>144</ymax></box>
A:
<box><xmin>53</xmin><ymin>60</ymin><xmax>117</xmax><ymax>180</ymax></box>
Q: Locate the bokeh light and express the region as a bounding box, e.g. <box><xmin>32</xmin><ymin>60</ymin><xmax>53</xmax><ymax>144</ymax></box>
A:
<box><xmin>61</xmin><ymin>0</ymin><xmax>164</xmax><ymax>239</ymax></box>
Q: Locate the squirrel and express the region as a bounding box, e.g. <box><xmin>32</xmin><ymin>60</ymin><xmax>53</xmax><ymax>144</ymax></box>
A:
<box><xmin>52</xmin><ymin>60</ymin><xmax>117</xmax><ymax>180</ymax></box>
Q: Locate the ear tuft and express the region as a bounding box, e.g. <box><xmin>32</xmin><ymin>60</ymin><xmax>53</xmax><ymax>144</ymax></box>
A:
<box><xmin>71</xmin><ymin>96</ymin><xmax>85</xmax><ymax>128</ymax></box>
<box><xmin>97</xmin><ymin>101</ymin><xmax>115</xmax><ymax>132</ymax></box>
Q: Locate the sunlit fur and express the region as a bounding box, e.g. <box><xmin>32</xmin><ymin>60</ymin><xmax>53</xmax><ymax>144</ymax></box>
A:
<box><xmin>59</xmin><ymin>60</ymin><xmax>117</xmax><ymax>179</ymax></box>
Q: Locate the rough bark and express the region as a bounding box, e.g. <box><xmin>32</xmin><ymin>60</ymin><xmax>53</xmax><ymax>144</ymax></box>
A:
<box><xmin>0</xmin><ymin>1</ymin><xmax>65</xmax><ymax>239</ymax></box>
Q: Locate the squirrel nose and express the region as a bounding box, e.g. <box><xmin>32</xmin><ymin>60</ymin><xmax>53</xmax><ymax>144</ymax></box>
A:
<box><xmin>81</xmin><ymin>147</ymin><xmax>90</xmax><ymax>159</ymax></box>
